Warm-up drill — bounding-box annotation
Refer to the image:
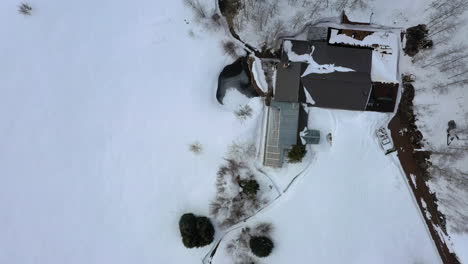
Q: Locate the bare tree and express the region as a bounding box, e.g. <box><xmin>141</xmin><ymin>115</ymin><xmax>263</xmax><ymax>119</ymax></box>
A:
<box><xmin>430</xmin><ymin>165</ymin><xmax>468</xmax><ymax>233</ymax></box>
<box><xmin>184</xmin><ymin>0</ymin><xmax>223</xmax><ymax>31</ymax></box>
<box><xmin>235</xmin><ymin>104</ymin><xmax>253</xmax><ymax>121</ymax></box>
<box><xmin>420</xmin><ymin>44</ymin><xmax>468</xmax><ymax>93</ymax></box>
<box><xmin>432</xmin><ymin>77</ymin><xmax>468</xmax><ymax>93</ymax></box>
<box><xmin>222</xmin><ymin>40</ymin><xmax>239</xmax><ymax>59</ymax></box>
<box><xmin>427</xmin><ymin>0</ymin><xmax>468</xmax><ymax>30</ymax></box>
<box><xmin>18</xmin><ymin>3</ymin><xmax>32</xmax><ymax>15</ymax></box>
<box><xmin>426</xmin><ymin>0</ymin><xmax>468</xmax><ymax>44</ymax></box>
<box><xmin>334</xmin><ymin>0</ymin><xmax>369</xmax><ymax>11</ymax></box>
<box><xmin>188</xmin><ymin>141</ymin><xmax>203</xmax><ymax>154</ymax></box>
<box><xmin>421</xmin><ymin>45</ymin><xmax>468</xmax><ymax>68</ymax></box>
<box><xmin>184</xmin><ymin>0</ymin><xmax>208</xmax><ymax>20</ymax></box>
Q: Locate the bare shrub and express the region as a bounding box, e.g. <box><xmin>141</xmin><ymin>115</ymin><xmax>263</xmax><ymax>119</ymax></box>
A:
<box><xmin>188</xmin><ymin>30</ymin><xmax>196</xmax><ymax>38</ymax></box>
<box><xmin>18</xmin><ymin>3</ymin><xmax>32</xmax><ymax>15</ymax></box>
<box><xmin>222</xmin><ymin>41</ymin><xmax>239</xmax><ymax>59</ymax></box>
<box><xmin>235</xmin><ymin>104</ymin><xmax>253</xmax><ymax>121</ymax></box>
<box><xmin>184</xmin><ymin>0</ymin><xmax>208</xmax><ymax>20</ymax></box>
<box><xmin>184</xmin><ymin>0</ymin><xmax>223</xmax><ymax>31</ymax></box>
<box><xmin>211</xmin><ymin>13</ymin><xmax>222</xmax><ymax>27</ymax></box>
<box><xmin>188</xmin><ymin>141</ymin><xmax>203</xmax><ymax>154</ymax></box>
<box><xmin>252</xmin><ymin>222</ymin><xmax>273</xmax><ymax>236</ymax></box>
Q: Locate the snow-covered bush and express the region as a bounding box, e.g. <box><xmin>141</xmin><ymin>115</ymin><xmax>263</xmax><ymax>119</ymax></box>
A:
<box><xmin>210</xmin><ymin>159</ymin><xmax>266</xmax><ymax>228</ymax></box>
<box><xmin>188</xmin><ymin>141</ymin><xmax>203</xmax><ymax>154</ymax></box>
<box><xmin>226</xmin><ymin>222</ymin><xmax>274</xmax><ymax>262</ymax></box>
<box><xmin>18</xmin><ymin>3</ymin><xmax>32</xmax><ymax>15</ymax></box>
<box><xmin>235</xmin><ymin>104</ymin><xmax>253</xmax><ymax>121</ymax></box>
<box><xmin>179</xmin><ymin>213</ymin><xmax>215</xmax><ymax>248</ymax></box>
<box><xmin>210</xmin><ymin>143</ymin><xmax>271</xmax><ymax>229</ymax></box>
<box><xmin>287</xmin><ymin>144</ymin><xmax>307</xmax><ymax>163</ymax></box>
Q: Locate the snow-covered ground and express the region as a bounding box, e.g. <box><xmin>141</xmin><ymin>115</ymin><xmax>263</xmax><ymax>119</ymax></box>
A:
<box><xmin>1</xmin><ymin>0</ymin><xmax>467</xmax><ymax>263</ymax></box>
<box><xmin>402</xmin><ymin>48</ymin><xmax>468</xmax><ymax>263</ymax></box>
<box><xmin>213</xmin><ymin>108</ymin><xmax>441</xmax><ymax>264</ymax></box>
<box><xmin>0</xmin><ymin>0</ymin><xmax>262</xmax><ymax>263</ymax></box>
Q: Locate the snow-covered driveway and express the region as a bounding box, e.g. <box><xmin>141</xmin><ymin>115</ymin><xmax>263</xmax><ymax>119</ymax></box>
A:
<box><xmin>215</xmin><ymin>107</ymin><xmax>442</xmax><ymax>264</ymax></box>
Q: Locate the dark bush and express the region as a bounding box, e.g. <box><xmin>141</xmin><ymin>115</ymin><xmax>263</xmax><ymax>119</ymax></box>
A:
<box><xmin>249</xmin><ymin>236</ymin><xmax>274</xmax><ymax>257</ymax></box>
<box><xmin>404</xmin><ymin>24</ymin><xmax>431</xmax><ymax>57</ymax></box>
<box><xmin>287</xmin><ymin>144</ymin><xmax>307</xmax><ymax>163</ymax></box>
<box><xmin>195</xmin><ymin>216</ymin><xmax>215</xmax><ymax>246</ymax></box>
<box><xmin>219</xmin><ymin>0</ymin><xmax>241</xmax><ymax>19</ymax></box>
<box><xmin>179</xmin><ymin>213</ymin><xmax>215</xmax><ymax>248</ymax></box>
<box><xmin>239</xmin><ymin>178</ymin><xmax>259</xmax><ymax>198</ymax></box>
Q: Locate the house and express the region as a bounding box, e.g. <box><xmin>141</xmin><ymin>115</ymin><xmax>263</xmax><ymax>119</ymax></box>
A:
<box><xmin>263</xmin><ymin>26</ymin><xmax>400</xmax><ymax>168</ymax></box>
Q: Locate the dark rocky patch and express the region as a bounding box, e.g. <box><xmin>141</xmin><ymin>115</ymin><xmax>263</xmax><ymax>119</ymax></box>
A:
<box><xmin>404</xmin><ymin>24</ymin><xmax>433</xmax><ymax>57</ymax></box>
<box><xmin>217</xmin><ymin>57</ymin><xmax>258</xmax><ymax>104</ymax></box>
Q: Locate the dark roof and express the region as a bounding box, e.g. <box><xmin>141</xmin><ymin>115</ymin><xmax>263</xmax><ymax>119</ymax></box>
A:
<box><xmin>308</xmin><ymin>27</ymin><xmax>329</xmax><ymax>41</ymax></box>
<box><xmin>275</xmin><ymin>40</ymin><xmax>310</xmax><ymax>102</ymax></box>
<box><xmin>365</xmin><ymin>82</ymin><xmax>399</xmax><ymax>112</ymax></box>
<box><xmin>274</xmin><ymin>62</ymin><xmax>302</xmax><ymax>102</ymax></box>
<box><xmin>302</xmin><ymin>78</ymin><xmax>371</xmax><ymax>110</ymax></box>
<box><xmin>275</xmin><ymin>39</ymin><xmax>373</xmax><ymax>111</ymax></box>
<box><xmin>306</xmin><ymin>41</ymin><xmax>372</xmax><ymax>74</ymax></box>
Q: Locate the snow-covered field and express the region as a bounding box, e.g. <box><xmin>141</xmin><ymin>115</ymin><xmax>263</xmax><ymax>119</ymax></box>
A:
<box><xmin>214</xmin><ymin>108</ymin><xmax>441</xmax><ymax>264</ymax></box>
<box><xmin>0</xmin><ymin>0</ymin><xmax>262</xmax><ymax>263</ymax></box>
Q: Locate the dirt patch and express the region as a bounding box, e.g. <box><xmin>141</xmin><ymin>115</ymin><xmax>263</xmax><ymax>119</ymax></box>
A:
<box><xmin>337</xmin><ymin>28</ymin><xmax>373</xmax><ymax>41</ymax></box>
<box><xmin>341</xmin><ymin>12</ymin><xmax>370</xmax><ymax>26</ymax></box>
<box><xmin>388</xmin><ymin>81</ymin><xmax>460</xmax><ymax>264</ymax></box>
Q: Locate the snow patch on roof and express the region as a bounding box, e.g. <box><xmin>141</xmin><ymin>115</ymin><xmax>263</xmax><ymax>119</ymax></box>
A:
<box><xmin>328</xmin><ymin>29</ymin><xmax>399</xmax><ymax>83</ymax></box>
<box><xmin>299</xmin><ymin>126</ymin><xmax>307</xmax><ymax>145</ymax></box>
<box><xmin>251</xmin><ymin>57</ymin><xmax>268</xmax><ymax>93</ymax></box>
<box><xmin>303</xmin><ymin>86</ymin><xmax>315</xmax><ymax>105</ymax></box>
<box><xmin>283</xmin><ymin>40</ymin><xmax>355</xmax><ymax>78</ymax></box>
